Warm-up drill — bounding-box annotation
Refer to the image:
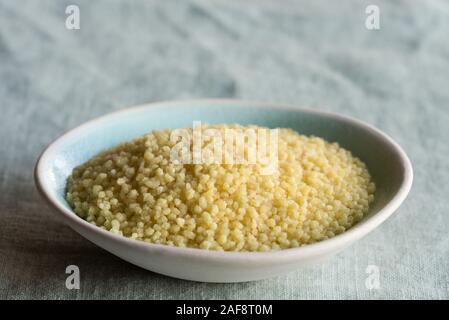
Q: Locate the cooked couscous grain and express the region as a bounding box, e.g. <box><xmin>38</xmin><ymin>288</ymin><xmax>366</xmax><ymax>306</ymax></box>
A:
<box><xmin>66</xmin><ymin>124</ymin><xmax>375</xmax><ymax>251</ymax></box>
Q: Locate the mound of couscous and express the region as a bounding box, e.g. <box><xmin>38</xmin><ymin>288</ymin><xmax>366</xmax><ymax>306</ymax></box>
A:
<box><xmin>66</xmin><ymin>124</ymin><xmax>375</xmax><ymax>252</ymax></box>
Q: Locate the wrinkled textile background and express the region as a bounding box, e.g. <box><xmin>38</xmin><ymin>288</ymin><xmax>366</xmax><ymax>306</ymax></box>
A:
<box><xmin>0</xmin><ymin>0</ymin><xmax>448</xmax><ymax>299</ymax></box>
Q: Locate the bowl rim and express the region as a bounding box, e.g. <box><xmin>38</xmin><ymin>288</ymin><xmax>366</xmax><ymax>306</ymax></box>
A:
<box><xmin>34</xmin><ymin>99</ymin><xmax>413</xmax><ymax>263</ymax></box>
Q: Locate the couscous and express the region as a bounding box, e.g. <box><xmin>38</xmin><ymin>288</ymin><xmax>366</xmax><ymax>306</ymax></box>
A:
<box><xmin>66</xmin><ymin>124</ymin><xmax>375</xmax><ymax>252</ymax></box>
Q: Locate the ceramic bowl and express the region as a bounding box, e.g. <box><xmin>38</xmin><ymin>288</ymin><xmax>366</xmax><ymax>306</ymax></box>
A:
<box><xmin>35</xmin><ymin>99</ymin><xmax>413</xmax><ymax>282</ymax></box>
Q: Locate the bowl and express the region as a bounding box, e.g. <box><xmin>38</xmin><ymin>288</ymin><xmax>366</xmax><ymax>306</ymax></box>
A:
<box><xmin>34</xmin><ymin>99</ymin><xmax>413</xmax><ymax>282</ymax></box>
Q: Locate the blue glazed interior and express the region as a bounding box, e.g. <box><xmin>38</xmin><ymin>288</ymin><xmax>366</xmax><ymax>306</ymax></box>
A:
<box><xmin>43</xmin><ymin>102</ymin><xmax>405</xmax><ymax>218</ymax></box>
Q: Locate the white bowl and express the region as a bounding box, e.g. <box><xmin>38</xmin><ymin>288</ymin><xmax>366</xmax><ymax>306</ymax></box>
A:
<box><xmin>35</xmin><ymin>99</ymin><xmax>413</xmax><ymax>282</ymax></box>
